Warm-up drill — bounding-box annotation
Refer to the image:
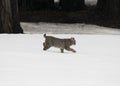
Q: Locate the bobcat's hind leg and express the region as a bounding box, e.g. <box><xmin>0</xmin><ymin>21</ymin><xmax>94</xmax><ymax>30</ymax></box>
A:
<box><xmin>43</xmin><ymin>42</ymin><xmax>51</xmax><ymax>50</ymax></box>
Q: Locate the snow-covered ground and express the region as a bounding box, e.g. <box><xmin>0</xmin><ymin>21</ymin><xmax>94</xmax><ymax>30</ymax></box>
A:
<box><xmin>0</xmin><ymin>22</ymin><xmax>120</xmax><ymax>86</ymax></box>
<box><xmin>21</xmin><ymin>22</ymin><xmax>120</xmax><ymax>34</ymax></box>
<box><xmin>85</xmin><ymin>0</ymin><xmax>97</xmax><ymax>5</ymax></box>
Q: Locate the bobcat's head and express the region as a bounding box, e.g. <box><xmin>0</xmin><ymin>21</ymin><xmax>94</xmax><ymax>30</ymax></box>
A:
<box><xmin>70</xmin><ymin>37</ymin><xmax>76</xmax><ymax>45</ymax></box>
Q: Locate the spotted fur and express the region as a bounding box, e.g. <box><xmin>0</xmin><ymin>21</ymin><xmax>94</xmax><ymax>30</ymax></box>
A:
<box><xmin>43</xmin><ymin>34</ymin><xmax>76</xmax><ymax>53</ymax></box>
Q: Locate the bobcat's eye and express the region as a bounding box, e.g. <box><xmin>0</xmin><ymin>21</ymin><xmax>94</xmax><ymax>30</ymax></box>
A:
<box><xmin>71</xmin><ymin>37</ymin><xmax>76</xmax><ymax>45</ymax></box>
<box><xmin>74</xmin><ymin>41</ymin><xmax>76</xmax><ymax>45</ymax></box>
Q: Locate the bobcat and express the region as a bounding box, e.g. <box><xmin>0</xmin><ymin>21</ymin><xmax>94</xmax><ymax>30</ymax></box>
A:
<box><xmin>43</xmin><ymin>34</ymin><xmax>76</xmax><ymax>53</ymax></box>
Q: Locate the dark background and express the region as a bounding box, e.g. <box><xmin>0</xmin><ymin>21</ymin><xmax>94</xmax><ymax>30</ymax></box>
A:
<box><xmin>18</xmin><ymin>0</ymin><xmax>120</xmax><ymax>28</ymax></box>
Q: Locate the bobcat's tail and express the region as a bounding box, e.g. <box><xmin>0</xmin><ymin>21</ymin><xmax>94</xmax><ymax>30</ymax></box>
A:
<box><xmin>44</xmin><ymin>34</ymin><xmax>46</xmax><ymax>38</ymax></box>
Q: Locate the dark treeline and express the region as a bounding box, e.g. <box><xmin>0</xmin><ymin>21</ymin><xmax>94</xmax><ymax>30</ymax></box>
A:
<box><xmin>97</xmin><ymin>0</ymin><xmax>120</xmax><ymax>19</ymax></box>
<box><xmin>18</xmin><ymin>0</ymin><xmax>54</xmax><ymax>11</ymax></box>
<box><xmin>18</xmin><ymin>0</ymin><xmax>120</xmax><ymax>19</ymax></box>
<box><xmin>18</xmin><ymin>0</ymin><xmax>85</xmax><ymax>11</ymax></box>
<box><xmin>19</xmin><ymin>0</ymin><xmax>120</xmax><ymax>28</ymax></box>
<box><xmin>0</xmin><ymin>0</ymin><xmax>23</xmax><ymax>33</ymax></box>
<box><xmin>18</xmin><ymin>0</ymin><xmax>120</xmax><ymax>16</ymax></box>
<box><xmin>0</xmin><ymin>0</ymin><xmax>120</xmax><ymax>33</ymax></box>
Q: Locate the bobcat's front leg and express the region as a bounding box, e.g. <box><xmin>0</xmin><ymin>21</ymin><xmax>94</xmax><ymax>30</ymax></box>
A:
<box><xmin>65</xmin><ymin>47</ymin><xmax>76</xmax><ymax>53</ymax></box>
<box><xmin>61</xmin><ymin>49</ymin><xmax>64</xmax><ymax>53</ymax></box>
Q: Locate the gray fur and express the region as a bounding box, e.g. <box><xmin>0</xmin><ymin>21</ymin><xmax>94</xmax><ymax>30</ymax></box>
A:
<box><xmin>43</xmin><ymin>34</ymin><xmax>76</xmax><ymax>53</ymax></box>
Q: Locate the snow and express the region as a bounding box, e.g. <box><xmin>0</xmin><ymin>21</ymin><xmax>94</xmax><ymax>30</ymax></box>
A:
<box><xmin>0</xmin><ymin>33</ymin><xmax>120</xmax><ymax>86</ymax></box>
<box><xmin>21</xmin><ymin>22</ymin><xmax>120</xmax><ymax>34</ymax></box>
<box><xmin>85</xmin><ymin>0</ymin><xmax>97</xmax><ymax>5</ymax></box>
<box><xmin>0</xmin><ymin>22</ymin><xmax>120</xmax><ymax>86</ymax></box>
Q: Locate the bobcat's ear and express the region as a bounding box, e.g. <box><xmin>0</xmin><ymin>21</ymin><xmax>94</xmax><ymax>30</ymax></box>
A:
<box><xmin>70</xmin><ymin>37</ymin><xmax>76</xmax><ymax>45</ymax></box>
<box><xmin>71</xmin><ymin>37</ymin><xmax>75</xmax><ymax>40</ymax></box>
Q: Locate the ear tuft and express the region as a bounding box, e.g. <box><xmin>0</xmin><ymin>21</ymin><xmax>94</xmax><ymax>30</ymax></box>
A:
<box><xmin>71</xmin><ymin>37</ymin><xmax>75</xmax><ymax>40</ymax></box>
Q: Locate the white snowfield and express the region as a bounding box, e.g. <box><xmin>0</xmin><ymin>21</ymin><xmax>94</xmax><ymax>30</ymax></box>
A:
<box><xmin>21</xmin><ymin>22</ymin><xmax>120</xmax><ymax>34</ymax></box>
<box><xmin>0</xmin><ymin>34</ymin><xmax>120</xmax><ymax>86</ymax></box>
<box><xmin>0</xmin><ymin>22</ymin><xmax>120</xmax><ymax>86</ymax></box>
